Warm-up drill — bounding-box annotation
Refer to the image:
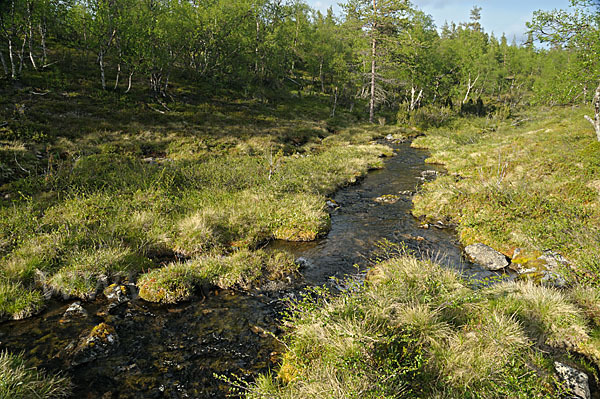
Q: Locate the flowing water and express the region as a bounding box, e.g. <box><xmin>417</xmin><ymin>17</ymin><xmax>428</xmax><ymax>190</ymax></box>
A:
<box><xmin>0</xmin><ymin>142</ymin><xmax>498</xmax><ymax>398</ymax></box>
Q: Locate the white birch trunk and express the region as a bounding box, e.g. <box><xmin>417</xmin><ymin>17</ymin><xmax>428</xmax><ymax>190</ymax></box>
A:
<box><xmin>462</xmin><ymin>73</ymin><xmax>480</xmax><ymax>104</ymax></box>
<box><xmin>39</xmin><ymin>23</ymin><xmax>47</xmax><ymax>65</ymax></box>
<box><xmin>98</xmin><ymin>51</ymin><xmax>106</xmax><ymax>90</ymax></box>
<box><xmin>584</xmin><ymin>82</ymin><xmax>600</xmax><ymax>141</ymax></box>
<box><xmin>125</xmin><ymin>70</ymin><xmax>134</xmax><ymax>93</ymax></box>
<box><xmin>18</xmin><ymin>35</ymin><xmax>26</xmax><ymax>73</ymax></box>
<box><xmin>27</xmin><ymin>2</ymin><xmax>36</xmax><ymax>70</ymax></box>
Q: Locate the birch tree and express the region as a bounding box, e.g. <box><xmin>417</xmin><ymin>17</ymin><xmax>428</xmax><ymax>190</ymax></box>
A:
<box><xmin>529</xmin><ymin>0</ymin><xmax>600</xmax><ymax>139</ymax></box>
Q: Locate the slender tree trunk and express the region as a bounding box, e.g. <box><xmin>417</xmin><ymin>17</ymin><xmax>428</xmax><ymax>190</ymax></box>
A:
<box><xmin>319</xmin><ymin>58</ymin><xmax>324</xmax><ymax>93</ymax></box>
<box><xmin>255</xmin><ymin>18</ymin><xmax>260</xmax><ymax>76</ymax></box>
<box><xmin>370</xmin><ymin>37</ymin><xmax>376</xmax><ymax>123</ymax></box>
<box><xmin>27</xmin><ymin>2</ymin><xmax>36</xmax><ymax>70</ymax></box>
<box><xmin>369</xmin><ymin>0</ymin><xmax>377</xmax><ymax>123</ymax></box>
<box><xmin>18</xmin><ymin>35</ymin><xmax>26</xmax><ymax>74</ymax></box>
<box><xmin>331</xmin><ymin>86</ymin><xmax>338</xmax><ymax>118</ymax></box>
<box><xmin>125</xmin><ymin>70</ymin><xmax>134</xmax><ymax>93</ymax></box>
<box><xmin>163</xmin><ymin>71</ymin><xmax>170</xmax><ymax>94</ymax></box>
<box><xmin>114</xmin><ymin>41</ymin><xmax>121</xmax><ymax>90</ymax></box>
<box><xmin>98</xmin><ymin>51</ymin><xmax>106</xmax><ymax>90</ymax></box>
<box><xmin>38</xmin><ymin>23</ymin><xmax>47</xmax><ymax>65</ymax></box>
<box><xmin>0</xmin><ymin>50</ymin><xmax>7</xmax><ymax>76</ymax></box>
<box><xmin>462</xmin><ymin>73</ymin><xmax>480</xmax><ymax>104</ymax></box>
<box><xmin>584</xmin><ymin>82</ymin><xmax>600</xmax><ymax>141</ymax></box>
<box><xmin>409</xmin><ymin>86</ymin><xmax>423</xmax><ymax>111</ymax></box>
<box><xmin>8</xmin><ymin>37</ymin><xmax>16</xmax><ymax>79</ymax></box>
<box><xmin>114</xmin><ymin>62</ymin><xmax>120</xmax><ymax>90</ymax></box>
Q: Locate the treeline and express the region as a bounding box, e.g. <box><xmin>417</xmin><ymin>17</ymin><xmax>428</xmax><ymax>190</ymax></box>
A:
<box><xmin>0</xmin><ymin>0</ymin><xmax>598</xmax><ymax>123</ymax></box>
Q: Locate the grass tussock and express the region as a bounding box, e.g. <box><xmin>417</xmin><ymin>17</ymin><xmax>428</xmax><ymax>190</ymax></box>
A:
<box><xmin>0</xmin><ymin>350</ymin><xmax>72</xmax><ymax>398</ymax></box>
<box><xmin>411</xmin><ymin>106</ymin><xmax>600</xmax><ymax>284</ymax></box>
<box><xmin>248</xmin><ymin>253</ymin><xmax>600</xmax><ymax>399</ymax></box>
<box><xmin>137</xmin><ymin>249</ymin><xmax>298</xmax><ymax>303</ymax></box>
<box><xmin>0</xmin><ymin>90</ymin><xmax>400</xmax><ymax>318</ymax></box>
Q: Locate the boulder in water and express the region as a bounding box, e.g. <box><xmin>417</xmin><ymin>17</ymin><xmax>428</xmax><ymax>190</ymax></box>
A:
<box><xmin>63</xmin><ymin>322</ymin><xmax>119</xmax><ymax>366</ymax></box>
<box><xmin>61</xmin><ymin>302</ymin><xmax>88</xmax><ymax>322</ymax></box>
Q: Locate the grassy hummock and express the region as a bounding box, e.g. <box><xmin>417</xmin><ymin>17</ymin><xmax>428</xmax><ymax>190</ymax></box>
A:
<box><xmin>137</xmin><ymin>249</ymin><xmax>298</xmax><ymax>303</ymax></box>
<box><xmin>411</xmin><ymin>106</ymin><xmax>600</xmax><ymax>284</ymax></box>
<box><xmin>0</xmin><ymin>350</ymin><xmax>72</xmax><ymax>398</ymax></box>
<box><xmin>247</xmin><ymin>253</ymin><xmax>600</xmax><ymax>398</ymax></box>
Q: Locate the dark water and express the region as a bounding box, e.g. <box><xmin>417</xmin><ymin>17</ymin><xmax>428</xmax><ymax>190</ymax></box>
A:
<box><xmin>0</xmin><ymin>143</ymin><xmax>496</xmax><ymax>398</ymax></box>
<box><xmin>271</xmin><ymin>142</ymin><xmax>494</xmax><ymax>285</ymax></box>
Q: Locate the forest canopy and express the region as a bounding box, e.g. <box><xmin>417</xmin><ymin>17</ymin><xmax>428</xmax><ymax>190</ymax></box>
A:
<box><xmin>0</xmin><ymin>0</ymin><xmax>598</xmax><ymax>126</ymax></box>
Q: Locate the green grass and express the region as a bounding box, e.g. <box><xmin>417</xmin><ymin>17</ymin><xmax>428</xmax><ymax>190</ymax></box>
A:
<box><xmin>247</xmin><ymin>250</ymin><xmax>600</xmax><ymax>398</ymax></box>
<box><xmin>0</xmin><ymin>75</ymin><xmax>405</xmax><ymax>315</ymax></box>
<box><xmin>411</xmin><ymin>106</ymin><xmax>600</xmax><ymax>284</ymax></box>
<box><xmin>0</xmin><ymin>350</ymin><xmax>72</xmax><ymax>399</ymax></box>
<box><xmin>137</xmin><ymin>249</ymin><xmax>297</xmax><ymax>303</ymax></box>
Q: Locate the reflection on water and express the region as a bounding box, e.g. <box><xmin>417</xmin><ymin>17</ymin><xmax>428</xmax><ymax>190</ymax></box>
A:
<box><xmin>0</xmin><ymin>143</ymin><xmax>498</xmax><ymax>398</ymax></box>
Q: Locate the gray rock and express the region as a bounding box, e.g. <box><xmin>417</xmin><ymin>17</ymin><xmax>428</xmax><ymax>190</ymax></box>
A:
<box><xmin>421</xmin><ymin>170</ymin><xmax>438</xmax><ymax>178</ymax></box>
<box><xmin>464</xmin><ymin>243</ymin><xmax>509</xmax><ymax>271</ymax></box>
<box><xmin>554</xmin><ymin>362</ymin><xmax>590</xmax><ymax>399</ymax></box>
<box><xmin>539</xmin><ymin>251</ymin><xmax>570</xmax><ymax>270</ymax></box>
<box><xmin>385</xmin><ymin>134</ymin><xmax>394</xmax><ymax>141</ymax></box>
<box><xmin>326</xmin><ymin>199</ymin><xmax>339</xmax><ymax>209</ymax></box>
<box><xmin>541</xmin><ymin>270</ymin><xmax>568</xmax><ymax>289</ymax></box>
<box><xmin>62</xmin><ymin>302</ymin><xmax>88</xmax><ymax>320</ymax></box>
<box><xmin>295</xmin><ymin>257</ymin><xmax>313</xmax><ymax>269</ymax></box>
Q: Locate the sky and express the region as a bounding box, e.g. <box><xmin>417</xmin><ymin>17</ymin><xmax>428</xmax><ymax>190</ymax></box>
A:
<box><xmin>307</xmin><ymin>0</ymin><xmax>571</xmax><ymax>43</ymax></box>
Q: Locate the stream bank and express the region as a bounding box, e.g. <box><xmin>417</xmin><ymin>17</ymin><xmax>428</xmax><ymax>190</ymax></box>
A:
<box><xmin>0</xmin><ymin>142</ymin><xmax>497</xmax><ymax>398</ymax></box>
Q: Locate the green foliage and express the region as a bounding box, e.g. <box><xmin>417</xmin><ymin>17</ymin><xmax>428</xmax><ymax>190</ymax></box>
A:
<box><xmin>246</xmin><ymin>255</ymin><xmax>583</xmax><ymax>398</ymax></box>
<box><xmin>137</xmin><ymin>249</ymin><xmax>297</xmax><ymax>303</ymax></box>
<box><xmin>528</xmin><ymin>0</ymin><xmax>600</xmax><ymax>105</ymax></box>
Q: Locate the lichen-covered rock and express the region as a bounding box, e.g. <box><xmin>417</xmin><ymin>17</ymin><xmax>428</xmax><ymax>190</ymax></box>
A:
<box><xmin>104</xmin><ymin>284</ymin><xmax>130</xmax><ymax>304</ymax></box>
<box><xmin>61</xmin><ymin>302</ymin><xmax>88</xmax><ymax>322</ymax></box>
<box><xmin>464</xmin><ymin>243</ymin><xmax>509</xmax><ymax>271</ymax></box>
<box><xmin>64</xmin><ymin>322</ymin><xmax>119</xmax><ymax>366</ymax></box>
<box><xmin>554</xmin><ymin>362</ymin><xmax>591</xmax><ymax>399</ymax></box>
<box><xmin>510</xmin><ymin>249</ymin><xmax>569</xmax><ymax>287</ymax></box>
<box><xmin>539</xmin><ymin>251</ymin><xmax>570</xmax><ymax>269</ymax></box>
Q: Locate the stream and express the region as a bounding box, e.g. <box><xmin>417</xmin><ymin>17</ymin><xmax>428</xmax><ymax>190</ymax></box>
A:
<box><xmin>0</xmin><ymin>142</ymin><xmax>497</xmax><ymax>398</ymax></box>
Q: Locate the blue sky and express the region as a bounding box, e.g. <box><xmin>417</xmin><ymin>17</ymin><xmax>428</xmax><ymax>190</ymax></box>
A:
<box><xmin>307</xmin><ymin>0</ymin><xmax>571</xmax><ymax>43</ymax></box>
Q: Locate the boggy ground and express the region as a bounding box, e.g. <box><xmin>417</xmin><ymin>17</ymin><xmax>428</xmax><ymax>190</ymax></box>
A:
<box><xmin>0</xmin><ymin>74</ymin><xmax>415</xmax><ymax>395</ymax></box>
<box><xmin>0</xmin><ymin>80</ymin><xmax>408</xmax><ymax>320</ymax></box>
